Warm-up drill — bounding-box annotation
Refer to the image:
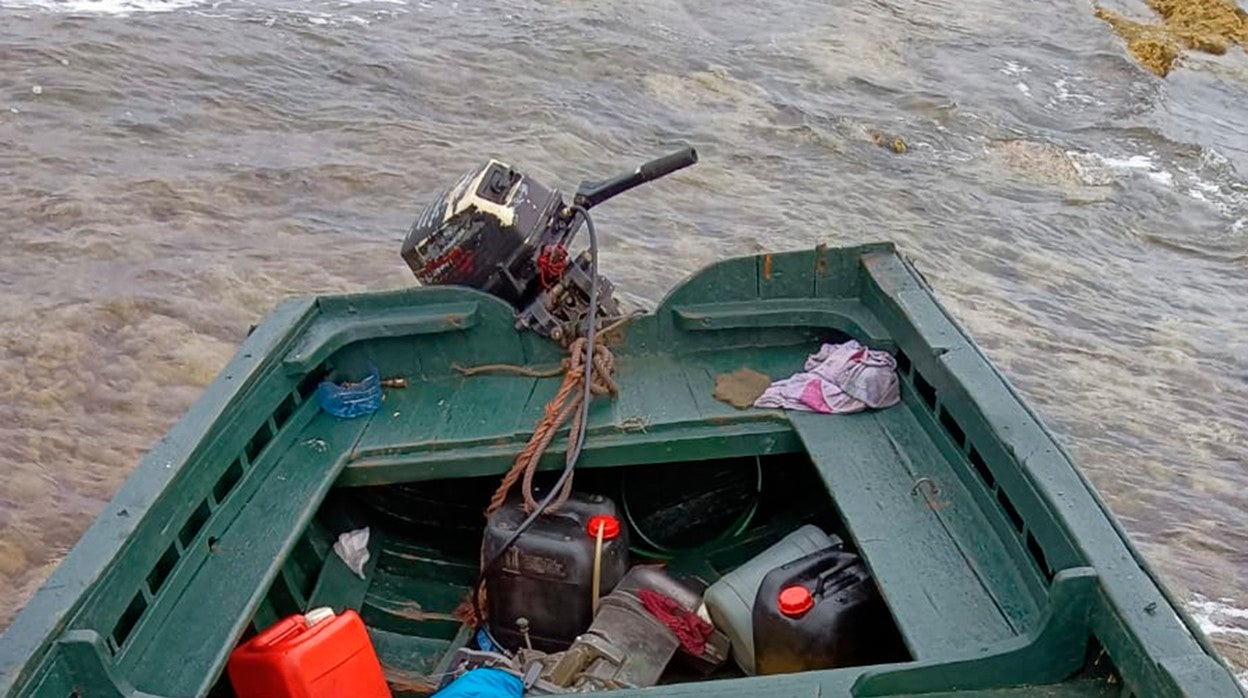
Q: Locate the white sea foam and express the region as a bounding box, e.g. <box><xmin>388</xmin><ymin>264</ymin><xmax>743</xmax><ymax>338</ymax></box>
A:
<box><xmin>0</xmin><ymin>0</ymin><xmax>405</xmax><ymax>18</ymax></box>
<box><xmin>1050</xmin><ymin>77</ymin><xmax>1101</xmax><ymax>107</ymax></box>
<box><xmin>1187</xmin><ymin>594</ymin><xmax>1248</xmax><ymax>638</ymax></box>
<box><xmin>1066</xmin><ymin>151</ymin><xmax>1164</xmax><ymax>186</ymax></box>
<box><xmin>1064</xmin><ymin>147</ymin><xmax>1248</xmax><ymax>228</ymax></box>
<box><xmin>1000</xmin><ymin>60</ymin><xmax>1030</xmax><ymax>76</ymax></box>
<box><xmin>0</xmin><ymin>0</ymin><xmax>206</xmax><ymax>14</ymax></box>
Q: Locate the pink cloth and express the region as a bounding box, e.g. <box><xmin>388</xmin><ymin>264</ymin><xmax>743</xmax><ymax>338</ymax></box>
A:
<box><xmin>754</xmin><ymin>341</ymin><xmax>901</xmax><ymax>414</ymax></box>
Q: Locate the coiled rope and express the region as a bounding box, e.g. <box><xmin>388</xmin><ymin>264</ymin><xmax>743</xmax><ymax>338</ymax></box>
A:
<box><xmin>481</xmin><ymin>337</ymin><xmax>617</xmax><ymax>515</ymax></box>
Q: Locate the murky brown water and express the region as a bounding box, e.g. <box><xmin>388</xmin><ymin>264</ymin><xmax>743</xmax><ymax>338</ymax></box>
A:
<box><xmin>2</xmin><ymin>0</ymin><xmax>1247</xmax><ymax>683</ymax></box>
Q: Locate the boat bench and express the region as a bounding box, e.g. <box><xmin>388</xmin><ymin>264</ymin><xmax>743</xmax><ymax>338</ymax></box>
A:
<box><xmin>791</xmin><ymin>406</ymin><xmax>1037</xmax><ymax>660</ymax></box>
<box><xmin>337</xmin><ymin>350</ymin><xmax>818</xmax><ymax>487</ymax></box>
<box><xmin>119</xmin><ymin>410</ymin><xmax>369</xmax><ymax>698</ymax></box>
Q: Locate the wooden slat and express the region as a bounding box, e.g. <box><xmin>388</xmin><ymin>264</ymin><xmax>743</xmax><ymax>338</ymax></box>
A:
<box><xmin>305</xmin><ymin>528</ymin><xmax>382</xmax><ymax>613</ymax></box>
<box><xmin>759</xmin><ymin>250</ymin><xmax>816</xmax><ymax>299</ymax></box>
<box><xmin>128</xmin><ymin>412</ymin><xmax>369</xmax><ymax>697</ymax></box>
<box><xmin>339</xmin><ymin>420</ymin><xmax>799</xmax><ymax>487</ymax></box>
<box><xmin>611</xmin><ymin>354</ymin><xmax>704</xmax><ymax>429</ymax></box>
<box><xmin>283</xmin><ymin>303</ymin><xmax>479</xmax><ymax>374</ymax></box>
<box><xmin>431</xmin><ymin>375</ymin><xmax>540</xmax><ymax>445</ymax></box>
<box><xmin>353</xmin><ymin>378</ymin><xmax>460</xmax><ymax>456</ymax></box>
<box><xmin>871</xmin><ymin>406</ymin><xmax>1041</xmax><ymax>630</ymax></box>
<box><xmin>790</xmin><ymin>409</ymin><xmax>1017</xmax><ymax>659</ymax></box>
<box><xmin>671</xmin><ymin>298</ymin><xmax>891</xmax><ymax>345</ymax></box>
<box><xmin>356</xmin><ymin>376</ymin><xmax>537</xmax><ymax>458</ymax></box>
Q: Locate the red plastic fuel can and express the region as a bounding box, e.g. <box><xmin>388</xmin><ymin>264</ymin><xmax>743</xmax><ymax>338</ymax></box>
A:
<box><xmin>227</xmin><ymin>607</ymin><xmax>391</xmax><ymax>698</ymax></box>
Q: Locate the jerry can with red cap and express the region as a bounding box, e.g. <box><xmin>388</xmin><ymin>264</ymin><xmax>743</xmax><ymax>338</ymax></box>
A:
<box><xmin>227</xmin><ymin>607</ymin><xmax>391</xmax><ymax>698</ymax></box>
<box><xmin>482</xmin><ymin>491</ymin><xmax>629</xmax><ymax>652</ymax></box>
<box><xmin>752</xmin><ymin>547</ymin><xmax>908</xmax><ymax>675</ymax></box>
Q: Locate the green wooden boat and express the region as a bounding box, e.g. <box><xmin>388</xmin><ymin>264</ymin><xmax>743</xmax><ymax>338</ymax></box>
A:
<box><xmin>1</xmin><ymin>243</ymin><xmax>1242</xmax><ymax>697</ymax></box>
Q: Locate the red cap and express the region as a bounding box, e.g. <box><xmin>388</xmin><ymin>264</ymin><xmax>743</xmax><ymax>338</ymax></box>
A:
<box><xmin>587</xmin><ymin>515</ymin><xmax>620</xmax><ymax>540</ymax></box>
<box><xmin>778</xmin><ymin>586</ymin><xmax>814</xmax><ymax>617</ymax></box>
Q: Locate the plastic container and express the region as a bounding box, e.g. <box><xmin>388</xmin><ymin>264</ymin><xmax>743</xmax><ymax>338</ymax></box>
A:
<box><xmin>752</xmin><ymin>548</ymin><xmax>908</xmax><ymax>675</ymax></box>
<box><xmin>482</xmin><ymin>492</ymin><xmax>629</xmax><ymax>652</ymax></box>
<box><xmin>702</xmin><ymin>524</ymin><xmax>837</xmax><ymax>674</ymax></box>
<box><xmin>227</xmin><ymin>607</ymin><xmax>390</xmax><ymax>698</ymax></box>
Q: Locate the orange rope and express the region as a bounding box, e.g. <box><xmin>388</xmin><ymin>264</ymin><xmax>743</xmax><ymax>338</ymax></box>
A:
<box><xmin>484</xmin><ymin>337</ymin><xmax>617</xmax><ymax>516</ymax></box>
<box><xmin>457</xmin><ymin>339</ymin><xmax>617</xmax><ymax>627</ymax></box>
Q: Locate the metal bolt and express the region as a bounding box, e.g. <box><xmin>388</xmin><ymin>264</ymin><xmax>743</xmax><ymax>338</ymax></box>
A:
<box><xmin>517</xmin><ymin>617</ymin><xmax>533</xmax><ymax>650</ymax></box>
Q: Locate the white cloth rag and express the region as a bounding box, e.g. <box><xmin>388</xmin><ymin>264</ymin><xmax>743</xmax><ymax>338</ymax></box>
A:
<box><xmin>754</xmin><ymin>340</ymin><xmax>901</xmax><ymax>414</ymax></box>
<box><xmin>333</xmin><ymin>527</ymin><xmax>370</xmax><ymax>579</ymax></box>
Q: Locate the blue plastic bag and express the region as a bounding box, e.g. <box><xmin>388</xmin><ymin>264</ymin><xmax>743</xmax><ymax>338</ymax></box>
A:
<box><xmin>474</xmin><ymin>628</ymin><xmax>498</xmax><ymax>653</ymax></box>
<box><xmin>316</xmin><ymin>367</ymin><xmax>382</xmax><ymax>419</ymax></box>
<box><xmin>433</xmin><ymin>668</ymin><xmax>523</xmax><ymax>698</ymax></box>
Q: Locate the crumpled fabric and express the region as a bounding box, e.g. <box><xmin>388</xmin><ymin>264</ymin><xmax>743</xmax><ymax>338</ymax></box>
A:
<box><xmin>332</xmin><ymin>527</ymin><xmax>370</xmax><ymax>579</ymax></box>
<box><xmin>638</xmin><ymin>589</ymin><xmax>715</xmax><ymax>656</ymax></box>
<box><xmin>754</xmin><ymin>341</ymin><xmax>901</xmax><ymax>414</ymax></box>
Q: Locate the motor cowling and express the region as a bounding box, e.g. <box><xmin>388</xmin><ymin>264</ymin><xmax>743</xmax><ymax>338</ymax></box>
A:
<box><xmin>401</xmin><ymin>159</ymin><xmax>563</xmax><ymax>309</ymax></box>
<box><xmin>401</xmin><ymin>148</ymin><xmax>697</xmax><ymax>344</ymax></box>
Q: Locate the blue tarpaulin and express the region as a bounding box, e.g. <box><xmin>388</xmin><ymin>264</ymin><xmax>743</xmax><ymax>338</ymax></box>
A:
<box><xmin>433</xmin><ymin>668</ymin><xmax>523</xmax><ymax>698</ymax></box>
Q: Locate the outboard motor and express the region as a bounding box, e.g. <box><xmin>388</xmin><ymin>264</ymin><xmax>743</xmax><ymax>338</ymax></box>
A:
<box><xmin>401</xmin><ymin>147</ymin><xmax>698</xmax><ymax>344</ymax></box>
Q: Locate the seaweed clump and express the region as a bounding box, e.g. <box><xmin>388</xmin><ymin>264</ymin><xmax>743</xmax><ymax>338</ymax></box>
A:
<box><xmin>1095</xmin><ymin>0</ymin><xmax>1248</xmax><ymax>76</ymax></box>
<box><xmin>869</xmin><ymin>131</ymin><xmax>908</xmax><ymax>154</ymax></box>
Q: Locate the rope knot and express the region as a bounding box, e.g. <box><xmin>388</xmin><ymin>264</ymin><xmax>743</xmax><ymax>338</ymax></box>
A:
<box><xmin>567</xmin><ymin>337</ymin><xmax>618</xmax><ymax>398</ymax></box>
<box><xmin>485</xmin><ymin>338</ymin><xmax>617</xmax><ymax>517</ymax></box>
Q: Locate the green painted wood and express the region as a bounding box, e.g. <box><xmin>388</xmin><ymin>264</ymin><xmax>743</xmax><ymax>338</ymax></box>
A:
<box><xmin>368</xmin><ymin>626</ymin><xmax>455</xmax><ymax>692</ymax></box>
<box><xmin>21</xmin><ymin>661</ymin><xmax>77</xmax><ymax>698</ymax></box>
<box><xmin>343</xmin><ymin>349</ymin><xmax>807</xmax><ymax>486</ymax></box>
<box><xmin>362</xmin><ymin>574</ymin><xmax>466</xmax><ymax>639</ymax></box>
<box><xmin>681</xmin><ymin>363</ymin><xmax>748</xmax><ymax>421</ymax></box>
<box><xmin>852</xmin><ymin>568</ymin><xmax>1097</xmax><ymax>695</ymax></box>
<box><xmin>126</xmin><ymin>411</ymin><xmax>369</xmax><ymax>697</ymax></box>
<box><xmin>429</xmin><ymin>375</ymin><xmax>541</xmax><ymax>446</ymax></box>
<box><xmin>599</xmin><ymin>674</ymin><xmax>1119</xmax><ymax>698</ymax></box>
<box><xmin>656</xmin><ymin>255</ymin><xmax>763</xmax><ymax>351</ymax></box>
<box><xmin>870</xmin><ymin>404</ymin><xmax>1042</xmax><ymax>630</ymax></box>
<box><xmin>671</xmin><ymin>299</ymin><xmax>892</xmax><ymax>346</ymax></box>
<box><xmin>858</xmin><ymin>252</ymin><xmax>1244</xmax><ymax>694</ymax></box>
<box><xmin>513</xmin><ymin>371</ymin><xmax>565</xmax><ymax>436</ymax></box>
<box><xmin>357</xmin><ymin>378</ymin><xmax>462</xmax><ymax>456</ymax></box>
<box><xmin>282</xmin><ymin>302</ymin><xmax>479</xmax><ymax>374</ymax></box>
<box><xmin>759</xmin><ymin>250</ymin><xmax>816</xmax><ymax>299</ymax></box>
<box><xmin>111</xmin><ymin>397</ymin><xmax>328</xmax><ymax>671</ymax></box>
<box><xmin>340</xmin><ymin>419</ymin><xmax>799</xmax><ymax>487</ymax></box>
<box><xmin>304</xmin><ymin>525</ymin><xmax>382</xmax><ymax>612</ymax></box>
<box><xmin>612</xmin><ymin>353</ymin><xmax>705</xmax><ymax>428</ymax></box>
<box><xmin>790</xmin><ymin>409</ymin><xmax>1018</xmax><ymax>658</ymax></box>
<box><xmin>250</xmin><ymin>597</ymin><xmax>281</xmax><ymax>636</ymax></box>
<box><xmin>57</xmin><ymin>631</ymin><xmax>164</xmax><ymax>698</ymax></box>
